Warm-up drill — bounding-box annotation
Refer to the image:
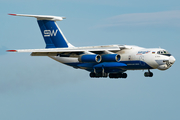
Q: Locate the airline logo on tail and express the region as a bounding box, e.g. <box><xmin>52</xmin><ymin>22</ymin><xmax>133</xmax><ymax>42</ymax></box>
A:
<box><xmin>44</xmin><ymin>29</ymin><xmax>58</xmax><ymax>37</ymax></box>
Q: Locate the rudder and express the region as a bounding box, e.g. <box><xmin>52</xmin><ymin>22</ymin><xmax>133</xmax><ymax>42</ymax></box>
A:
<box><xmin>38</xmin><ymin>20</ymin><xmax>69</xmax><ymax>48</ymax></box>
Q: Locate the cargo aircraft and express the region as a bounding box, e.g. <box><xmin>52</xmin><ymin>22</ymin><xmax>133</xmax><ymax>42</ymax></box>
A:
<box><xmin>7</xmin><ymin>14</ymin><xmax>176</xmax><ymax>79</ymax></box>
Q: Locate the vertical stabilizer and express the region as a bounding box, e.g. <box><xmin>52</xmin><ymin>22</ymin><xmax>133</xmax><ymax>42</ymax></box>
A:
<box><xmin>9</xmin><ymin>14</ymin><xmax>74</xmax><ymax>48</ymax></box>
<box><xmin>38</xmin><ymin>20</ymin><xmax>69</xmax><ymax>48</ymax></box>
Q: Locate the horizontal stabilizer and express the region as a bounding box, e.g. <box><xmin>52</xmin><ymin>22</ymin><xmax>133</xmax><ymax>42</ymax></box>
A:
<box><xmin>9</xmin><ymin>13</ymin><xmax>66</xmax><ymax>21</ymax></box>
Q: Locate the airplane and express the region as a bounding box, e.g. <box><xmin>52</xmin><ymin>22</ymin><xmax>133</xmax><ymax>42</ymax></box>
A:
<box><xmin>7</xmin><ymin>14</ymin><xmax>176</xmax><ymax>79</ymax></box>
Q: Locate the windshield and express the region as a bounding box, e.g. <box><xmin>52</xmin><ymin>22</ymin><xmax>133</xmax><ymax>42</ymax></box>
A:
<box><xmin>157</xmin><ymin>50</ymin><xmax>171</xmax><ymax>56</ymax></box>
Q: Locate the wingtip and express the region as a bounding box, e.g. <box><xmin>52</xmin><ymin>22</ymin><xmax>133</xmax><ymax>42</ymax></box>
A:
<box><xmin>6</xmin><ymin>50</ymin><xmax>17</xmax><ymax>52</ymax></box>
<box><xmin>8</xmin><ymin>13</ymin><xmax>17</xmax><ymax>16</ymax></box>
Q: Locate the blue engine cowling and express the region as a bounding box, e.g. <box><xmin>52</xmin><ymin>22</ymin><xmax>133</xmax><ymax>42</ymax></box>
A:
<box><xmin>101</xmin><ymin>54</ymin><xmax>121</xmax><ymax>62</ymax></box>
<box><xmin>78</xmin><ymin>54</ymin><xmax>101</xmax><ymax>63</ymax></box>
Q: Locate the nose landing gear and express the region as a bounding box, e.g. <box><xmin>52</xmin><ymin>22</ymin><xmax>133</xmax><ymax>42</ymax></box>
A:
<box><xmin>144</xmin><ymin>69</ymin><xmax>153</xmax><ymax>77</ymax></box>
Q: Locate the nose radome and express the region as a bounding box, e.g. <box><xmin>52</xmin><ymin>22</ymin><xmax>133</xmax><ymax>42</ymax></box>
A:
<box><xmin>169</xmin><ymin>56</ymin><xmax>176</xmax><ymax>64</ymax></box>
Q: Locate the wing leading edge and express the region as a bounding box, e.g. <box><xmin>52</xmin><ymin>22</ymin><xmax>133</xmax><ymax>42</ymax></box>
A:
<box><xmin>7</xmin><ymin>45</ymin><xmax>126</xmax><ymax>57</ymax></box>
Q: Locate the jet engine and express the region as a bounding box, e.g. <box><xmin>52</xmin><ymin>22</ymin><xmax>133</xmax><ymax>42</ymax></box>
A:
<box><xmin>78</xmin><ymin>54</ymin><xmax>101</xmax><ymax>63</ymax></box>
<box><xmin>101</xmin><ymin>54</ymin><xmax>121</xmax><ymax>62</ymax></box>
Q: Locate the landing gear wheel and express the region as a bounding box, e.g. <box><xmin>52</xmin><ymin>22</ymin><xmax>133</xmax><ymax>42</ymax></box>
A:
<box><xmin>90</xmin><ymin>72</ymin><xmax>96</xmax><ymax>77</ymax></box>
<box><xmin>109</xmin><ymin>73</ymin><xmax>119</xmax><ymax>79</ymax></box>
<box><xmin>109</xmin><ymin>73</ymin><xmax>127</xmax><ymax>79</ymax></box>
<box><xmin>90</xmin><ymin>72</ymin><xmax>108</xmax><ymax>78</ymax></box>
<box><xmin>122</xmin><ymin>73</ymin><xmax>127</xmax><ymax>78</ymax></box>
<box><xmin>149</xmin><ymin>72</ymin><xmax>153</xmax><ymax>77</ymax></box>
<box><xmin>144</xmin><ymin>70</ymin><xmax>153</xmax><ymax>77</ymax></box>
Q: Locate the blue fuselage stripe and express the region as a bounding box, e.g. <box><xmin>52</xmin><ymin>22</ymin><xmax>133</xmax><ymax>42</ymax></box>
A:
<box><xmin>64</xmin><ymin>60</ymin><xmax>153</xmax><ymax>73</ymax></box>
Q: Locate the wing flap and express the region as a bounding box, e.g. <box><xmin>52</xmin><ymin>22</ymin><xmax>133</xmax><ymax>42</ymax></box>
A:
<box><xmin>31</xmin><ymin>52</ymin><xmax>58</xmax><ymax>56</ymax></box>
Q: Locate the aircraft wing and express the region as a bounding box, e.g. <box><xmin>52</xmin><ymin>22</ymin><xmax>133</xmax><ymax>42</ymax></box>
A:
<box><xmin>7</xmin><ymin>45</ymin><xmax>126</xmax><ymax>57</ymax></box>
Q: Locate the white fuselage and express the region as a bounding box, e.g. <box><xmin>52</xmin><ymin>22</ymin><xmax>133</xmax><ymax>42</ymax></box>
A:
<box><xmin>49</xmin><ymin>45</ymin><xmax>175</xmax><ymax>71</ymax></box>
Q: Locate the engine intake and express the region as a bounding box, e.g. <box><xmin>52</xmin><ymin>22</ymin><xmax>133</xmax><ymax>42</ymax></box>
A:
<box><xmin>101</xmin><ymin>54</ymin><xmax>121</xmax><ymax>62</ymax></box>
<box><xmin>78</xmin><ymin>54</ymin><xmax>101</xmax><ymax>63</ymax></box>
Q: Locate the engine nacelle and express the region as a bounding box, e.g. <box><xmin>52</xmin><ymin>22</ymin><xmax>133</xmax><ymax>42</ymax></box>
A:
<box><xmin>78</xmin><ymin>54</ymin><xmax>101</xmax><ymax>63</ymax></box>
<box><xmin>101</xmin><ymin>54</ymin><xmax>121</xmax><ymax>62</ymax></box>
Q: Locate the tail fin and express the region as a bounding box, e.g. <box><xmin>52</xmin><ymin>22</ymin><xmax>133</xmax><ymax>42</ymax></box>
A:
<box><xmin>9</xmin><ymin>14</ymin><xmax>74</xmax><ymax>48</ymax></box>
<box><xmin>37</xmin><ymin>20</ymin><xmax>71</xmax><ymax>48</ymax></box>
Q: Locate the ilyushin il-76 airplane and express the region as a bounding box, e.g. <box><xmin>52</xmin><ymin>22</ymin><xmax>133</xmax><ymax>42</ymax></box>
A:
<box><xmin>7</xmin><ymin>14</ymin><xmax>176</xmax><ymax>79</ymax></box>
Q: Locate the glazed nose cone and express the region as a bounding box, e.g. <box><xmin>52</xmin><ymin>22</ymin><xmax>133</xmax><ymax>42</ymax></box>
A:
<box><xmin>169</xmin><ymin>56</ymin><xmax>176</xmax><ymax>64</ymax></box>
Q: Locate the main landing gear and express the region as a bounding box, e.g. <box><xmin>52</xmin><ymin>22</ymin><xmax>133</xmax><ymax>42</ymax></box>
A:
<box><xmin>89</xmin><ymin>72</ymin><xmax>127</xmax><ymax>79</ymax></box>
<box><xmin>89</xmin><ymin>69</ymin><xmax>153</xmax><ymax>78</ymax></box>
<box><xmin>144</xmin><ymin>69</ymin><xmax>153</xmax><ymax>77</ymax></box>
<box><xmin>90</xmin><ymin>72</ymin><xmax>108</xmax><ymax>78</ymax></box>
<box><xmin>109</xmin><ymin>73</ymin><xmax>127</xmax><ymax>79</ymax></box>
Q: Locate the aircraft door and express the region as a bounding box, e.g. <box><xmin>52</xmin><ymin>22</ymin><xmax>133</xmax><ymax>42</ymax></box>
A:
<box><xmin>139</xmin><ymin>56</ymin><xmax>145</xmax><ymax>66</ymax></box>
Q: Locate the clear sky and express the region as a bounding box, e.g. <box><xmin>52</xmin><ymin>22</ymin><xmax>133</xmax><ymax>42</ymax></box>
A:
<box><xmin>0</xmin><ymin>0</ymin><xmax>180</xmax><ymax>120</ymax></box>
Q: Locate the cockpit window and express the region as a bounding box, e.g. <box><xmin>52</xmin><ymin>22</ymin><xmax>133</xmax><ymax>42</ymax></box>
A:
<box><xmin>157</xmin><ymin>50</ymin><xmax>171</xmax><ymax>56</ymax></box>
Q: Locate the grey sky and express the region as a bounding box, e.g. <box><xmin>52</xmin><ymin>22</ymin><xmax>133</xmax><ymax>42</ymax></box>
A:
<box><xmin>102</xmin><ymin>11</ymin><xmax>180</xmax><ymax>27</ymax></box>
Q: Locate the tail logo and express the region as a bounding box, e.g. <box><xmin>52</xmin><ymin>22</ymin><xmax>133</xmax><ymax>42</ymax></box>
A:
<box><xmin>44</xmin><ymin>29</ymin><xmax>58</xmax><ymax>37</ymax></box>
